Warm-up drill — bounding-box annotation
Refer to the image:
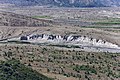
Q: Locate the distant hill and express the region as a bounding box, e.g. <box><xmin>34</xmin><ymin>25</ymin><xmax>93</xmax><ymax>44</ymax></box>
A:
<box><xmin>0</xmin><ymin>0</ymin><xmax>120</xmax><ymax>7</ymax></box>
<box><xmin>0</xmin><ymin>59</ymin><xmax>53</xmax><ymax>80</ymax></box>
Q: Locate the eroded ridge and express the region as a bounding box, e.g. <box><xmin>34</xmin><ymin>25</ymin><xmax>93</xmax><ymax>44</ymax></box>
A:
<box><xmin>6</xmin><ymin>34</ymin><xmax>120</xmax><ymax>53</ymax></box>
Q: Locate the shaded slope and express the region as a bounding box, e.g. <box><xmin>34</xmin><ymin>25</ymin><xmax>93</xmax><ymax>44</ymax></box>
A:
<box><xmin>0</xmin><ymin>59</ymin><xmax>53</xmax><ymax>80</ymax></box>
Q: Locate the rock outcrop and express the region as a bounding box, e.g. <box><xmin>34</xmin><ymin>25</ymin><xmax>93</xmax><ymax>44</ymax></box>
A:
<box><xmin>7</xmin><ymin>33</ymin><xmax>119</xmax><ymax>52</ymax></box>
<box><xmin>26</xmin><ymin>34</ymin><xmax>119</xmax><ymax>48</ymax></box>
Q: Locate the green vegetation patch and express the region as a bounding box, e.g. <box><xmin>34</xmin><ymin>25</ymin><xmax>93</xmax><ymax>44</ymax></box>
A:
<box><xmin>94</xmin><ymin>18</ymin><xmax>120</xmax><ymax>25</ymax></box>
<box><xmin>49</xmin><ymin>44</ymin><xmax>80</xmax><ymax>48</ymax></box>
<box><xmin>95</xmin><ymin>22</ymin><xmax>120</xmax><ymax>25</ymax></box>
<box><xmin>32</xmin><ymin>16</ymin><xmax>51</xmax><ymax>19</ymax></box>
<box><xmin>0</xmin><ymin>59</ymin><xmax>53</xmax><ymax>80</ymax></box>
<box><xmin>73</xmin><ymin>65</ymin><xmax>97</xmax><ymax>74</ymax></box>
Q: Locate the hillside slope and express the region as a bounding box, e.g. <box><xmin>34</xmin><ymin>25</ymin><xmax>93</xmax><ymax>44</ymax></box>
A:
<box><xmin>0</xmin><ymin>59</ymin><xmax>53</xmax><ymax>80</ymax></box>
<box><xmin>0</xmin><ymin>11</ymin><xmax>53</xmax><ymax>27</ymax></box>
<box><xmin>1</xmin><ymin>0</ymin><xmax>120</xmax><ymax>7</ymax></box>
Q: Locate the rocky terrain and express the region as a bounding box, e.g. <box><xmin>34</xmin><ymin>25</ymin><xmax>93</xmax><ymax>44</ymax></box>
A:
<box><xmin>6</xmin><ymin>33</ymin><xmax>120</xmax><ymax>53</ymax></box>
<box><xmin>1</xmin><ymin>0</ymin><xmax>120</xmax><ymax>7</ymax></box>
<box><xmin>0</xmin><ymin>7</ymin><xmax>120</xmax><ymax>80</ymax></box>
